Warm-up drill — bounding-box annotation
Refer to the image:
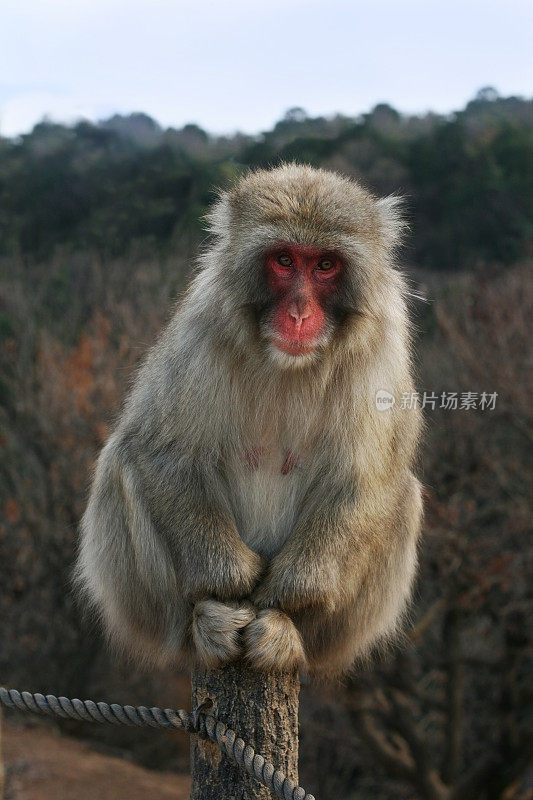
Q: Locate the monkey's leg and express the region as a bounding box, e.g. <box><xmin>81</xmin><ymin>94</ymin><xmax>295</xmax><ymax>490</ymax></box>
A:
<box><xmin>77</xmin><ymin>445</ymin><xmax>185</xmax><ymax>661</ymax></box>
<box><xmin>78</xmin><ymin>439</ymin><xmax>265</xmax><ymax>665</ymax></box>
<box><xmin>247</xmin><ymin>473</ymin><xmax>422</xmax><ymax>674</ymax></box>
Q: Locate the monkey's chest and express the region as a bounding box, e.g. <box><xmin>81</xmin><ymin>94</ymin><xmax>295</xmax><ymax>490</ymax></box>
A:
<box><xmin>226</xmin><ymin>449</ymin><xmax>301</xmax><ymax>559</ymax></box>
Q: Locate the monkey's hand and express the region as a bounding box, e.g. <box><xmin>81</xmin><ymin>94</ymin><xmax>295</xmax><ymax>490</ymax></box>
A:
<box><xmin>244</xmin><ymin>609</ymin><xmax>307</xmax><ymax>672</ymax></box>
<box><xmin>193</xmin><ymin>600</ymin><xmax>256</xmax><ymax>668</ymax></box>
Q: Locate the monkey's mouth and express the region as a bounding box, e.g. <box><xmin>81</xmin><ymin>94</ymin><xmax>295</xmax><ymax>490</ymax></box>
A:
<box><xmin>272</xmin><ymin>338</ymin><xmax>317</xmax><ymax>357</ymax></box>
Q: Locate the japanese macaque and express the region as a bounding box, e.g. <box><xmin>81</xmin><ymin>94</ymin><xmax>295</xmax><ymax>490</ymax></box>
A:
<box><xmin>76</xmin><ymin>164</ymin><xmax>423</xmax><ymax>677</ymax></box>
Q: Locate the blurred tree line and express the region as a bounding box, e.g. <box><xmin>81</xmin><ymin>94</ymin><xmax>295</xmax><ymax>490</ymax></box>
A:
<box><xmin>0</xmin><ymin>87</ymin><xmax>531</xmax><ymax>268</ymax></box>
<box><xmin>0</xmin><ymin>89</ymin><xmax>531</xmax><ymax>799</ymax></box>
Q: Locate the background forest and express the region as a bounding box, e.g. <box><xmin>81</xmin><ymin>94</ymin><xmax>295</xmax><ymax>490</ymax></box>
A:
<box><xmin>0</xmin><ymin>88</ymin><xmax>531</xmax><ymax>800</ymax></box>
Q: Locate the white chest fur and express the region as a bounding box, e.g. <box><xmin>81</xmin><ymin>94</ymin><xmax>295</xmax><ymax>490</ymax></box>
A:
<box><xmin>226</xmin><ymin>449</ymin><xmax>301</xmax><ymax>559</ymax></box>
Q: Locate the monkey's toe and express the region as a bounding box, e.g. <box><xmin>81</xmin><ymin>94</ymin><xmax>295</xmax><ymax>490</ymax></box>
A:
<box><xmin>193</xmin><ymin>599</ymin><xmax>256</xmax><ymax>668</ymax></box>
<box><xmin>244</xmin><ymin>609</ymin><xmax>307</xmax><ymax>672</ymax></box>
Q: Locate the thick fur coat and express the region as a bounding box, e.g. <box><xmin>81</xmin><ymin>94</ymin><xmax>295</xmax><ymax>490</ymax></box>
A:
<box><xmin>76</xmin><ymin>164</ymin><xmax>423</xmax><ymax>677</ymax></box>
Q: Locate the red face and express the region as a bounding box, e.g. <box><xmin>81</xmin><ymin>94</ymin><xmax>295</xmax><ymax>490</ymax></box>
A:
<box><xmin>265</xmin><ymin>243</ymin><xmax>342</xmax><ymax>357</ymax></box>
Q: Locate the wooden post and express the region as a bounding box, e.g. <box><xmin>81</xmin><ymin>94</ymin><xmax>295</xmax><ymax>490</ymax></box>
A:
<box><xmin>191</xmin><ymin>662</ymin><xmax>300</xmax><ymax>800</ymax></box>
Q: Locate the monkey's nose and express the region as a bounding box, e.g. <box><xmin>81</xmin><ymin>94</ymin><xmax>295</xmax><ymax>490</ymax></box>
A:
<box><xmin>288</xmin><ymin>304</ymin><xmax>311</xmax><ymax>328</ymax></box>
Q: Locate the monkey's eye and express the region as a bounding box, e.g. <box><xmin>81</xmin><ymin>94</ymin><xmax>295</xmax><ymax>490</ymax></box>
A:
<box><xmin>316</xmin><ymin>258</ymin><xmax>334</xmax><ymax>271</ymax></box>
<box><xmin>277</xmin><ymin>254</ymin><xmax>293</xmax><ymax>268</ymax></box>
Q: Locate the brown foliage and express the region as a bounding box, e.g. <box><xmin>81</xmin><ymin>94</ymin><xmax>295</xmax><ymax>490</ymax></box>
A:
<box><xmin>298</xmin><ymin>264</ymin><xmax>532</xmax><ymax>799</ymax></box>
<box><xmin>0</xmin><ymin>256</ymin><xmax>531</xmax><ymax>797</ymax></box>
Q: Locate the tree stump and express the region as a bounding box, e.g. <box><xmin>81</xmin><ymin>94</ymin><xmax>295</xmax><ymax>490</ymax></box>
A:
<box><xmin>191</xmin><ymin>663</ymin><xmax>299</xmax><ymax>800</ymax></box>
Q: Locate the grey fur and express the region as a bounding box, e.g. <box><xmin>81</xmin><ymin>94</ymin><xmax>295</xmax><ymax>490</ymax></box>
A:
<box><xmin>76</xmin><ymin>164</ymin><xmax>422</xmax><ymax>676</ymax></box>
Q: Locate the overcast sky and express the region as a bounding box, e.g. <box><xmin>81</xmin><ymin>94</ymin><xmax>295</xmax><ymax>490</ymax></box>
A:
<box><xmin>1</xmin><ymin>0</ymin><xmax>531</xmax><ymax>138</ymax></box>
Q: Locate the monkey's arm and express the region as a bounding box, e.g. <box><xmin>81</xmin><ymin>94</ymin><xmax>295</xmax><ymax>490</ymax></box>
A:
<box><xmin>77</xmin><ymin>433</ymin><xmax>263</xmax><ymax>665</ymax></box>
<box><xmin>247</xmin><ymin>469</ymin><xmax>422</xmax><ymax>675</ymax></box>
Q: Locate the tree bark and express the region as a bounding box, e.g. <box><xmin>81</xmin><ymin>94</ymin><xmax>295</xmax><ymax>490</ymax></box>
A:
<box><xmin>191</xmin><ymin>662</ymin><xmax>299</xmax><ymax>800</ymax></box>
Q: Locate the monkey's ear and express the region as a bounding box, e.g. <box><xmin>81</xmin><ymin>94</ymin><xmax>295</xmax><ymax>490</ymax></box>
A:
<box><xmin>204</xmin><ymin>191</ymin><xmax>233</xmax><ymax>238</ymax></box>
<box><xmin>375</xmin><ymin>195</ymin><xmax>408</xmax><ymax>255</ymax></box>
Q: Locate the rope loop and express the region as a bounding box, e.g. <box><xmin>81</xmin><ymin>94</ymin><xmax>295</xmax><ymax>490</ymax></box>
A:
<box><xmin>0</xmin><ymin>687</ymin><xmax>315</xmax><ymax>800</ymax></box>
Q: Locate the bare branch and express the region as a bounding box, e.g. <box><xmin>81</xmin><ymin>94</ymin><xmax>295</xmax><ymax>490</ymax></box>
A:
<box><xmin>354</xmin><ymin>708</ymin><xmax>415</xmax><ymax>781</ymax></box>
<box><xmin>442</xmin><ymin>608</ymin><xmax>464</xmax><ymax>785</ymax></box>
<box><xmin>388</xmin><ymin>690</ymin><xmax>450</xmax><ymax>800</ymax></box>
<box><xmin>409</xmin><ymin>598</ymin><xmax>447</xmax><ymax>644</ymax></box>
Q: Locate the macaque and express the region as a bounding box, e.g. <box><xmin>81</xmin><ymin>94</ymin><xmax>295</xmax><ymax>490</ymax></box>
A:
<box><xmin>76</xmin><ymin>164</ymin><xmax>422</xmax><ymax>677</ymax></box>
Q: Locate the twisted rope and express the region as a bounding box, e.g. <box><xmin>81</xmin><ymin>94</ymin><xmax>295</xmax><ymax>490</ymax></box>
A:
<box><xmin>0</xmin><ymin>687</ymin><xmax>314</xmax><ymax>800</ymax></box>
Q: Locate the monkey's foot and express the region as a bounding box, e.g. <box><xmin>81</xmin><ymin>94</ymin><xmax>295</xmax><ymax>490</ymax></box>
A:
<box><xmin>244</xmin><ymin>609</ymin><xmax>307</xmax><ymax>671</ymax></box>
<box><xmin>192</xmin><ymin>600</ymin><xmax>256</xmax><ymax>668</ymax></box>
